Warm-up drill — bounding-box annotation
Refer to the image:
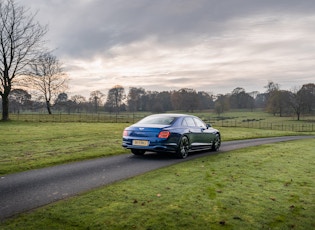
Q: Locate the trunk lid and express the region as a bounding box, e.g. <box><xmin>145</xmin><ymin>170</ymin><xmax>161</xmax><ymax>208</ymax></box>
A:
<box><xmin>127</xmin><ymin>124</ymin><xmax>170</xmax><ymax>138</ymax></box>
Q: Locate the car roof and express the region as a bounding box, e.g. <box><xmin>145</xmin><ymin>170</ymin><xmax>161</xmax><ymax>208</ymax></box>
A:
<box><xmin>150</xmin><ymin>113</ymin><xmax>192</xmax><ymax>117</ymax></box>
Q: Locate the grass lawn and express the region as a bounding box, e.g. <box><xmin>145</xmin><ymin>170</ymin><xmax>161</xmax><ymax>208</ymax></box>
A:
<box><xmin>1</xmin><ymin>138</ymin><xmax>314</xmax><ymax>229</ymax></box>
<box><xmin>0</xmin><ymin>122</ymin><xmax>127</xmax><ymax>175</ymax></box>
<box><xmin>0</xmin><ymin>121</ymin><xmax>309</xmax><ymax>175</ymax></box>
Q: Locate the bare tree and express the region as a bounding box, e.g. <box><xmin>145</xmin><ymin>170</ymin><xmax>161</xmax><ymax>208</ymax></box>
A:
<box><xmin>288</xmin><ymin>84</ymin><xmax>315</xmax><ymax>121</ymax></box>
<box><xmin>0</xmin><ymin>0</ymin><xmax>47</xmax><ymax>120</ymax></box>
<box><xmin>289</xmin><ymin>89</ymin><xmax>303</xmax><ymax>121</ymax></box>
<box><xmin>71</xmin><ymin>94</ymin><xmax>87</xmax><ymax>113</ymax></box>
<box><xmin>25</xmin><ymin>52</ymin><xmax>68</xmax><ymax>114</ymax></box>
<box><xmin>104</xmin><ymin>85</ymin><xmax>126</xmax><ymax>114</ymax></box>
<box><xmin>214</xmin><ymin>94</ymin><xmax>230</xmax><ymax>116</ymax></box>
<box><xmin>89</xmin><ymin>90</ymin><xmax>105</xmax><ymax>113</ymax></box>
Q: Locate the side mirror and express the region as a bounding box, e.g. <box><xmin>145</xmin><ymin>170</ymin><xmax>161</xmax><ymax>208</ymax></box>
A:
<box><xmin>206</xmin><ymin>124</ymin><xmax>211</xmax><ymax>129</ymax></box>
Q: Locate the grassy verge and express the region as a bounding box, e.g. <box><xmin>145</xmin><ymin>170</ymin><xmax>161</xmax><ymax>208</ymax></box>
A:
<box><xmin>1</xmin><ymin>139</ymin><xmax>314</xmax><ymax>229</ymax></box>
<box><xmin>0</xmin><ymin>121</ymin><xmax>308</xmax><ymax>175</ymax></box>
<box><xmin>0</xmin><ymin>122</ymin><xmax>127</xmax><ymax>175</ymax></box>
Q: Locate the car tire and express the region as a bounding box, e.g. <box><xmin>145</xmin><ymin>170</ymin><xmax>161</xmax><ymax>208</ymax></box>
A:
<box><xmin>211</xmin><ymin>133</ymin><xmax>221</xmax><ymax>151</ymax></box>
<box><xmin>176</xmin><ymin>136</ymin><xmax>190</xmax><ymax>159</ymax></box>
<box><xmin>131</xmin><ymin>149</ymin><xmax>145</xmax><ymax>155</ymax></box>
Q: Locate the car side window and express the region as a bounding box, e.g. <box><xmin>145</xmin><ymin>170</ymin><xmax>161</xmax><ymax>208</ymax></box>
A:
<box><xmin>193</xmin><ymin>118</ymin><xmax>207</xmax><ymax>129</ymax></box>
<box><xmin>182</xmin><ymin>117</ymin><xmax>195</xmax><ymax>127</ymax></box>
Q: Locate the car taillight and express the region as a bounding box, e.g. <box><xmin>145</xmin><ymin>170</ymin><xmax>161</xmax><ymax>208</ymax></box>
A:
<box><xmin>158</xmin><ymin>131</ymin><xmax>170</xmax><ymax>138</ymax></box>
<box><xmin>123</xmin><ymin>130</ymin><xmax>128</xmax><ymax>136</ymax></box>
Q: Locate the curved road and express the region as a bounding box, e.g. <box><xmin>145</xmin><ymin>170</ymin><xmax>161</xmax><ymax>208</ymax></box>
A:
<box><xmin>0</xmin><ymin>136</ymin><xmax>313</xmax><ymax>220</ymax></box>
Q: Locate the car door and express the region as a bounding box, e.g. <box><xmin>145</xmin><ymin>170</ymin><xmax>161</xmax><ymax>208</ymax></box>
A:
<box><xmin>193</xmin><ymin>117</ymin><xmax>212</xmax><ymax>147</ymax></box>
<box><xmin>182</xmin><ymin>117</ymin><xmax>206</xmax><ymax>149</ymax></box>
<box><xmin>182</xmin><ymin>117</ymin><xmax>200</xmax><ymax>147</ymax></box>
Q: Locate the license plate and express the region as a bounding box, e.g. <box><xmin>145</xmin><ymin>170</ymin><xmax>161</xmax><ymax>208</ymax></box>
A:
<box><xmin>133</xmin><ymin>140</ymin><xmax>149</xmax><ymax>146</ymax></box>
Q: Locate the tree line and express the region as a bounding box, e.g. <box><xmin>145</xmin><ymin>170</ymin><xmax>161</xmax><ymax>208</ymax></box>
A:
<box><xmin>4</xmin><ymin>82</ymin><xmax>315</xmax><ymax>120</ymax></box>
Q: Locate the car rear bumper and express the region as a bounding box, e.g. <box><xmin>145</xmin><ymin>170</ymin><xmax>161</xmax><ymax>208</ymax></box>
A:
<box><xmin>122</xmin><ymin>140</ymin><xmax>178</xmax><ymax>152</ymax></box>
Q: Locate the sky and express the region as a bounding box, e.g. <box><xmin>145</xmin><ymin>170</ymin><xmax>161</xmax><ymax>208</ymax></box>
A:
<box><xmin>20</xmin><ymin>0</ymin><xmax>315</xmax><ymax>98</ymax></box>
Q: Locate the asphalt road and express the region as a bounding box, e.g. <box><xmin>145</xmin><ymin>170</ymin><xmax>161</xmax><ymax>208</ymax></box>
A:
<box><xmin>0</xmin><ymin>136</ymin><xmax>313</xmax><ymax>220</ymax></box>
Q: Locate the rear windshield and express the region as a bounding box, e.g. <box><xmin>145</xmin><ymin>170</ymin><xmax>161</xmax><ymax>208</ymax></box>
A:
<box><xmin>138</xmin><ymin>116</ymin><xmax>177</xmax><ymax>125</ymax></box>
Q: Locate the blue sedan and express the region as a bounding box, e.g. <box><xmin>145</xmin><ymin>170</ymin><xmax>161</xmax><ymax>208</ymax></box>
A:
<box><xmin>122</xmin><ymin>113</ymin><xmax>221</xmax><ymax>158</ymax></box>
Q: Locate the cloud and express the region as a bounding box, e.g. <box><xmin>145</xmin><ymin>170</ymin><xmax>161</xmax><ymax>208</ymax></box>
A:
<box><xmin>21</xmin><ymin>0</ymin><xmax>315</xmax><ymax>97</ymax></box>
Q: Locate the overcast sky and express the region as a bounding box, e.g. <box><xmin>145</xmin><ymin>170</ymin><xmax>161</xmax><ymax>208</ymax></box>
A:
<box><xmin>21</xmin><ymin>0</ymin><xmax>315</xmax><ymax>97</ymax></box>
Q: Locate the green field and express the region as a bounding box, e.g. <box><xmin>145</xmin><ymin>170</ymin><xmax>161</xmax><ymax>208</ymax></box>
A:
<box><xmin>1</xmin><ymin>139</ymin><xmax>314</xmax><ymax>229</ymax></box>
<box><xmin>0</xmin><ymin>122</ymin><xmax>127</xmax><ymax>175</ymax></box>
<box><xmin>0</xmin><ymin>120</ymin><xmax>311</xmax><ymax>175</ymax></box>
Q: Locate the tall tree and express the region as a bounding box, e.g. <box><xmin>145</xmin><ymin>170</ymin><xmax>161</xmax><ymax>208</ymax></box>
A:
<box><xmin>266</xmin><ymin>90</ymin><xmax>291</xmax><ymax>116</ymax></box>
<box><xmin>141</xmin><ymin>90</ymin><xmax>158</xmax><ymax>112</ymax></box>
<box><xmin>127</xmin><ymin>87</ymin><xmax>145</xmax><ymax>112</ymax></box>
<box><xmin>54</xmin><ymin>92</ymin><xmax>69</xmax><ymax>112</ymax></box>
<box><xmin>289</xmin><ymin>83</ymin><xmax>315</xmax><ymax>120</ymax></box>
<box><xmin>289</xmin><ymin>89</ymin><xmax>303</xmax><ymax>121</ymax></box>
<box><xmin>155</xmin><ymin>91</ymin><xmax>172</xmax><ymax>112</ymax></box>
<box><xmin>229</xmin><ymin>87</ymin><xmax>255</xmax><ymax>110</ymax></box>
<box><xmin>299</xmin><ymin>83</ymin><xmax>315</xmax><ymax>113</ymax></box>
<box><xmin>9</xmin><ymin>88</ymin><xmax>31</xmax><ymax>112</ymax></box>
<box><xmin>197</xmin><ymin>91</ymin><xmax>214</xmax><ymax>110</ymax></box>
<box><xmin>71</xmin><ymin>94</ymin><xmax>87</xmax><ymax>113</ymax></box>
<box><xmin>89</xmin><ymin>90</ymin><xmax>105</xmax><ymax>113</ymax></box>
<box><xmin>264</xmin><ymin>81</ymin><xmax>282</xmax><ymax>115</ymax></box>
<box><xmin>104</xmin><ymin>85</ymin><xmax>125</xmax><ymax>113</ymax></box>
<box><xmin>214</xmin><ymin>94</ymin><xmax>230</xmax><ymax>115</ymax></box>
<box><xmin>25</xmin><ymin>52</ymin><xmax>68</xmax><ymax>114</ymax></box>
<box><xmin>265</xmin><ymin>81</ymin><xmax>280</xmax><ymax>94</ymax></box>
<box><xmin>0</xmin><ymin>0</ymin><xmax>47</xmax><ymax>120</ymax></box>
<box><xmin>171</xmin><ymin>88</ymin><xmax>198</xmax><ymax>112</ymax></box>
